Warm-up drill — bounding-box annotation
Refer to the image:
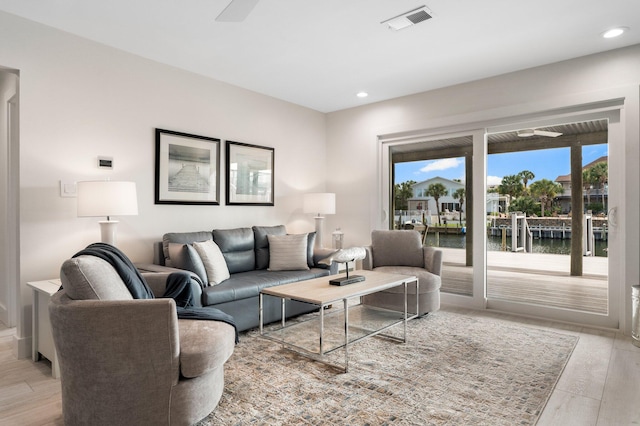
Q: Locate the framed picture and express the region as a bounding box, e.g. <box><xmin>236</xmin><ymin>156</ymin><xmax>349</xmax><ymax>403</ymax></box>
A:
<box><xmin>226</xmin><ymin>141</ymin><xmax>274</xmax><ymax>206</ymax></box>
<box><xmin>155</xmin><ymin>128</ymin><xmax>220</xmax><ymax>205</ymax></box>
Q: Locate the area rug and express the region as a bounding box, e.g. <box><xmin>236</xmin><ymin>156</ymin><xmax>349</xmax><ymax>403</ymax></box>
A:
<box><xmin>198</xmin><ymin>309</ymin><xmax>578</xmax><ymax>425</ymax></box>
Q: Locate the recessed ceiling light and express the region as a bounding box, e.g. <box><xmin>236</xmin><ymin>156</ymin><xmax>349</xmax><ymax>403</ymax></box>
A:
<box><xmin>356</xmin><ymin>92</ymin><xmax>368</xmax><ymax>98</ymax></box>
<box><xmin>602</xmin><ymin>27</ymin><xmax>628</xmax><ymax>38</ymax></box>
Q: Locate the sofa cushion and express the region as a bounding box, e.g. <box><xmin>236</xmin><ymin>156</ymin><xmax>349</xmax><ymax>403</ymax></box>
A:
<box><xmin>306</xmin><ymin>232</ymin><xmax>317</xmax><ymax>268</ymax></box>
<box><xmin>202</xmin><ymin>269</ymin><xmax>330</xmax><ymax>306</ymax></box>
<box><xmin>168</xmin><ymin>243</ymin><xmax>209</xmax><ymax>285</ymax></box>
<box><xmin>212</xmin><ymin>227</ymin><xmax>255</xmax><ymax>274</ymax></box>
<box><xmin>177</xmin><ymin>319</ymin><xmax>235</xmax><ymax>378</ymax></box>
<box><xmin>192</xmin><ymin>240</ymin><xmax>230</xmax><ymax>285</ymax></box>
<box><xmin>371</xmin><ymin>230</ymin><xmax>424</xmax><ymax>268</ymax></box>
<box><xmin>60</xmin><ymin>256</ymin><xmax>133</xmax><ymax>301</ymax></box>
<box><xmin>253</xmin><ymin>225</ymin><xmax>286</xmax><ymax>270</ymax></box>
<box><xmin>162</xmin><ymin>231</ymin><xmax>212</xmax><ymax>267</ymax></box>
<box><xmin>267</xmin><ymin>233</ymin><xmax>310</xmax><ymax>271</ymax></box>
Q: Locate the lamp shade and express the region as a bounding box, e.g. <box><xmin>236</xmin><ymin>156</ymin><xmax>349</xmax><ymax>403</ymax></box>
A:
<box><xmin>77</xmin><ymin>181</ymin><xmax>139</xmax><ymax>218</ymax></box>
<box><xmin>303</xmin><ymin>193</ymin><xmax>335</xmax><ymax>216</ymax></box>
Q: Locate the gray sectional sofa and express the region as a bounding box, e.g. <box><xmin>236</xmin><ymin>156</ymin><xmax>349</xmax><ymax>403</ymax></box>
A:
<box><xmin>137</xmin><ymin>225</ymin><xmax>338</xmax><ymax>332</ymax></box>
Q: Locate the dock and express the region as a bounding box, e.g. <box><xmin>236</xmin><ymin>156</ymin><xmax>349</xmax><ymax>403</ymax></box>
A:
<box><xmin>488</xmin><ymin>224</ymin><xmax>608</xmax><ymax>240</ymax></box>
<box><xmin>439</xmin><ymin>248</ymin><xmax>608</xmax><ymax>314</ymax></box>
<box><xmin>169</xmin><ymin>164</ymin><xmax>210</xmax><ymax>193</ymax></box>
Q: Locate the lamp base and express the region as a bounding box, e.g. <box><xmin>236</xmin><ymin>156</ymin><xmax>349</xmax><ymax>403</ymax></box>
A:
<box><xmin>314</xmin><ymin>216</ymin><xmax>325</xmax><ymax>248</ymax></box>
<box><xmin>329</xmin><ymin>275</ymin><xmax>365</xmax><ymax>286</ymax></box>
<box><xmin>98</xmin><ymin>220</ymin><xmax>119</xmax><ymax>246</ymax></box>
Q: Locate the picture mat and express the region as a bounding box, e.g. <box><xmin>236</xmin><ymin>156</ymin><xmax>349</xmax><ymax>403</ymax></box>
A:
<box><xmin>227</xmin><ymin>141</ymin><xmax>274</xmax><ymax>205</ymax></box>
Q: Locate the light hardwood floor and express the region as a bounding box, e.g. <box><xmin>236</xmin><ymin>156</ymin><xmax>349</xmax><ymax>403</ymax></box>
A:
<box><xmin>1</xmin><ymin>306</ymin><xmax>639</xmax><ymax>425</ymax></box>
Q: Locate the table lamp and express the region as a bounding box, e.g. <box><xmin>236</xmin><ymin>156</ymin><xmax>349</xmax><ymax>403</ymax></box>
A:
<box><xmin>77</xmin><ymin>180</ymin><xmax>138</xmax><ymax>246</ymax></box>
<box><xmin>303</xmin><ymin>192</ymin><xmax>335</xmax><ymax>249</ymax></box>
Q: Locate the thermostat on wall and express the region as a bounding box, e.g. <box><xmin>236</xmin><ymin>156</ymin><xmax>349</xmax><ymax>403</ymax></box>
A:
<box><xmin>98</xmin><ymin>156</ymin><xmax>113</xmax><ymax>169</ymax></box>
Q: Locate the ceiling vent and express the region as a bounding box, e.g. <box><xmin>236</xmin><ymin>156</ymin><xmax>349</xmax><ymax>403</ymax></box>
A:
<box><xmin>381</xmin><ymin>6</ymin><xmax>433</xmax><ymax>31</ymax></box>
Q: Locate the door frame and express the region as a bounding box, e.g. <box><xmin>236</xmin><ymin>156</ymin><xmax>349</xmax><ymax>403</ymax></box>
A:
<box><xmin>378</xmin><ymin>95</ymin><xmax>629</xmax><ymax>330</ymax></box>
<box><xmin>6</xmin><ymin>93</ymin><xmax>19</xmax><ymax>328</ymax></box>
<box><xmin>0</xmin><ymin>67</ymin><xmax>19</xmax><ymax>328</ymax></box>
<box><xmin>484</xmin><ymin>108</ymin><xmax>621</xmax><ymax>329</ymax></box>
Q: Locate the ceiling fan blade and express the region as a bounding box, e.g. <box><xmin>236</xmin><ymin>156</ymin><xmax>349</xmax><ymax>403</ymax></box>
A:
<box><xmin>533</xmin><ymin>130</ymin><xmax>563</xmax><ymax>137</ymax></box>
<box><xmin>216</xmin><ymin>0</ymin><xmax>259</xmax><ymax>22</ymax></box>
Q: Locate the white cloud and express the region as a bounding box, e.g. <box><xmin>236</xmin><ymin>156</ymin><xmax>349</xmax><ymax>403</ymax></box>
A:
<box><xmin>487</xmin><ymin>176</ymin><xmax>503</xmax><ymax>186</ymax></box>
<box><xmin>420</xmin><ymin>158</ymin><xmax>462</xmax><ymax>173</ymax></box>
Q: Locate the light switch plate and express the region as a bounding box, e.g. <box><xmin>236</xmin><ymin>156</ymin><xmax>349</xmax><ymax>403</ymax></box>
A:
<box><xmin>60</xmin><ymin>180</ymin><xmax>77</xmax><ymax>198</ymax></box>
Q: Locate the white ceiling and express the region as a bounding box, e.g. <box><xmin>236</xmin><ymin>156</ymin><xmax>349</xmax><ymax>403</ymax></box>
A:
<box><xmin>1</xmin><ymin>0</ymin><xmax>639</xmax><ymax>112</ymax></box>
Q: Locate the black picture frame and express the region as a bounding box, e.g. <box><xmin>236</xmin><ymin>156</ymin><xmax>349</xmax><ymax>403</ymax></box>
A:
<box><xmin>155</xmin><ymin>128</ymin><xmax>220</xmax><ymax>205</ymax></box>
<box><xmin>225</xmin><ymin>141</ymin><xmax>274</xmax><ymax>206</ymax></box>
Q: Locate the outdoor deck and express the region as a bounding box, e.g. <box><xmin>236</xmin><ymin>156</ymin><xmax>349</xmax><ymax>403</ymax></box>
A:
<box><xmin>439</xmin><ymin>248</ymin><xmax>608</xmax><ymax>314</ymax></box>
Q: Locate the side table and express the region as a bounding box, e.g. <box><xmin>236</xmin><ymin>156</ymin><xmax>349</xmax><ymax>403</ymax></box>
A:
<box><xmin>26</xmin><ymin>279</ymin><xmax>61</xmax><ymax>378</ymax></box>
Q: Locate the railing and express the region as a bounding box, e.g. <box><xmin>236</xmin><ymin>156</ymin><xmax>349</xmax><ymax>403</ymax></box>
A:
<box><xmin>511</xmin><ymin>212</ymin><xmax>532</xmax><ymax>253</ymax></box>
<box><xmin>557</xmin><ymin>188</ymin><xmax>608</xmax><ymax>197</ymax></box>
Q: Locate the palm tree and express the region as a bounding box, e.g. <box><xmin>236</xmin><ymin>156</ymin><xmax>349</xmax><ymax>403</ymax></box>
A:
<box><xmin>394</xmin><ymin>180</ymin><xmax>416</xmax><ymax>211</ymax></box>
<box><xmin>498</xmin><ymin>174</ymin><xmax>524</xmax><ymax>213</ymax></box>
<box><xmin>529</xmin><ymin>179</ymin><xmax>563</xmax><ymax>217</ymax></box>
<box><xmin>452</xmin><ymin>187</ymin><xmax>465</xmax><ymax>226</ymax></box>
<box><xmin>589</xmin><ymin>162</ymin><xmax>608</xmax><ymax>210</ymax></box>
<box><xmin>583</xmin><ymin>168</ymin><xmax>594</xmax><ymax>207</ymax></box>
<box><xmin>426</xmin><ymin>183</ymin><xmax>448</xmax><ymax>225</ymax></box>
<box><xmin>519</xmin><ymin>170</ymin><xmax>535</xmax><ymax>191</ymax></box>
<box><xmin>498</xmin><ymin>174</ymin><xmax>524</xmax><ymax>198</ymax></box>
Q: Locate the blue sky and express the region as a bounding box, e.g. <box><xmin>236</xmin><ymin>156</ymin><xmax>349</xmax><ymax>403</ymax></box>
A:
<box><xmin>394</xmin><ymin>144</ymin><xmax>608</xmax><ymax>186</ymax></box>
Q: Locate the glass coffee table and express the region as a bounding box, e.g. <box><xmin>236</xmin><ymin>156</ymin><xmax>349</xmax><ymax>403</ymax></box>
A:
<box><xmin>259</xmin><ymin>270</ymin><xmax>419</xmax><ymax>372</ymax></box>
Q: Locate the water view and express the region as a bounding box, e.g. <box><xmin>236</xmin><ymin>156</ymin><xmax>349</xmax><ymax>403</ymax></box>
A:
<box><xmin>424</xmin><ymin>233</ymin><xmax>608</xmax><ymax>257</ymax></box>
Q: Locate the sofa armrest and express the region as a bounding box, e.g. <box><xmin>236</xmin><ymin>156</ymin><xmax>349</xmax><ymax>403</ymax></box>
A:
<box><xmin>136</xmin><ymin>263</ymin><xmax>185</xmax><ymax>274</ymax></box>
<box><xmin>423</xmin><ymin>246</ymin><xmax>443</xmax><ymax>276</ymax></box>
<box><xmin>362</xmin><ymin>246</ymin><xmax>373</xmax><ymax>270</ymax></box>
<box><xmin>140</xmin><ymin>271</ymin><xmax>204</xmax><ymax>308</ymax></box>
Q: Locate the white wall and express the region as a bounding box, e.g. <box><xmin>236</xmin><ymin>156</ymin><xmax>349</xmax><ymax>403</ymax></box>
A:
<box><xmin>326</xmin><ymin>45</ymin><xmax>640</xmax><ymax>246</ymax></box>
<box><xmin>0</xmin><ymin>11</ymin><xmax>328</xmax><ymax>354</ymax></box>
<box><xmin>326</xmin><ymin>44</ymin><xmax>640</xmax><ymax>331</ymax></box>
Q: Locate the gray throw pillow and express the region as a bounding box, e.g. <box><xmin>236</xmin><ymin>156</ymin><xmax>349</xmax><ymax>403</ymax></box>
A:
<box><xmin>193</xmin><ymin>239</ymin><xmax>231</xmax><ymax>285</ymax></box>
<box><xmin>168</xmin><ymin>243</ymin><xmax>209</xmax><ymax>286</ymax></box>
<box><xmin>162</xmin><ymin>231</ymin><xmax>213</xmax><ymax>266</ymax></box>
<box><xmin>267</xmin><ymin>233</ymin><xmax>310</xmax><ymax>271</ymax></box>
<box><xmin>253</xmin><ymin>225</ymin><xmax>287</xmax><ymax>270</ymax></box>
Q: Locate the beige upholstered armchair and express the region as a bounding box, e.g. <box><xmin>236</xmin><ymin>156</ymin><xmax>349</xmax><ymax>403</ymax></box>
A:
<box><xmin>362</xmin><ymin>230</ymin><xmax>443</xmax><ymax>316</ymax></box>
<box><xmin>49</xmin><ymin>254</ymin><xmax>236</xmax><ymax>426</ymax></box>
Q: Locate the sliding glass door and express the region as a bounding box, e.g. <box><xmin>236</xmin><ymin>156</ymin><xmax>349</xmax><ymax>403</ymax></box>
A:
<box><xmin>380</xmin><ymin>104</ymin><xmax>622</xmax><ymax>328</ymax></box>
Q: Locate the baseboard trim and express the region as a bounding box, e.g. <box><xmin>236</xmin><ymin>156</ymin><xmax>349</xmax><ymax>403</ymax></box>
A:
<box><xmin>13</xmin><ymin>335</ymin><xmax>31</xmax><ymax>359</ymax></box>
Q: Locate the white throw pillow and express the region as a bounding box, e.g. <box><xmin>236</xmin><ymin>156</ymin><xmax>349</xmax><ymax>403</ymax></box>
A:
<box><xmin>267</xmin><ymin>233</ymin><xmax>310</xmax><ymax>271</ymax></box>
<box><xmin>192</xmin><ymin>239</ymin><xmax>230</xmax><ymax>285</ymax></box>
